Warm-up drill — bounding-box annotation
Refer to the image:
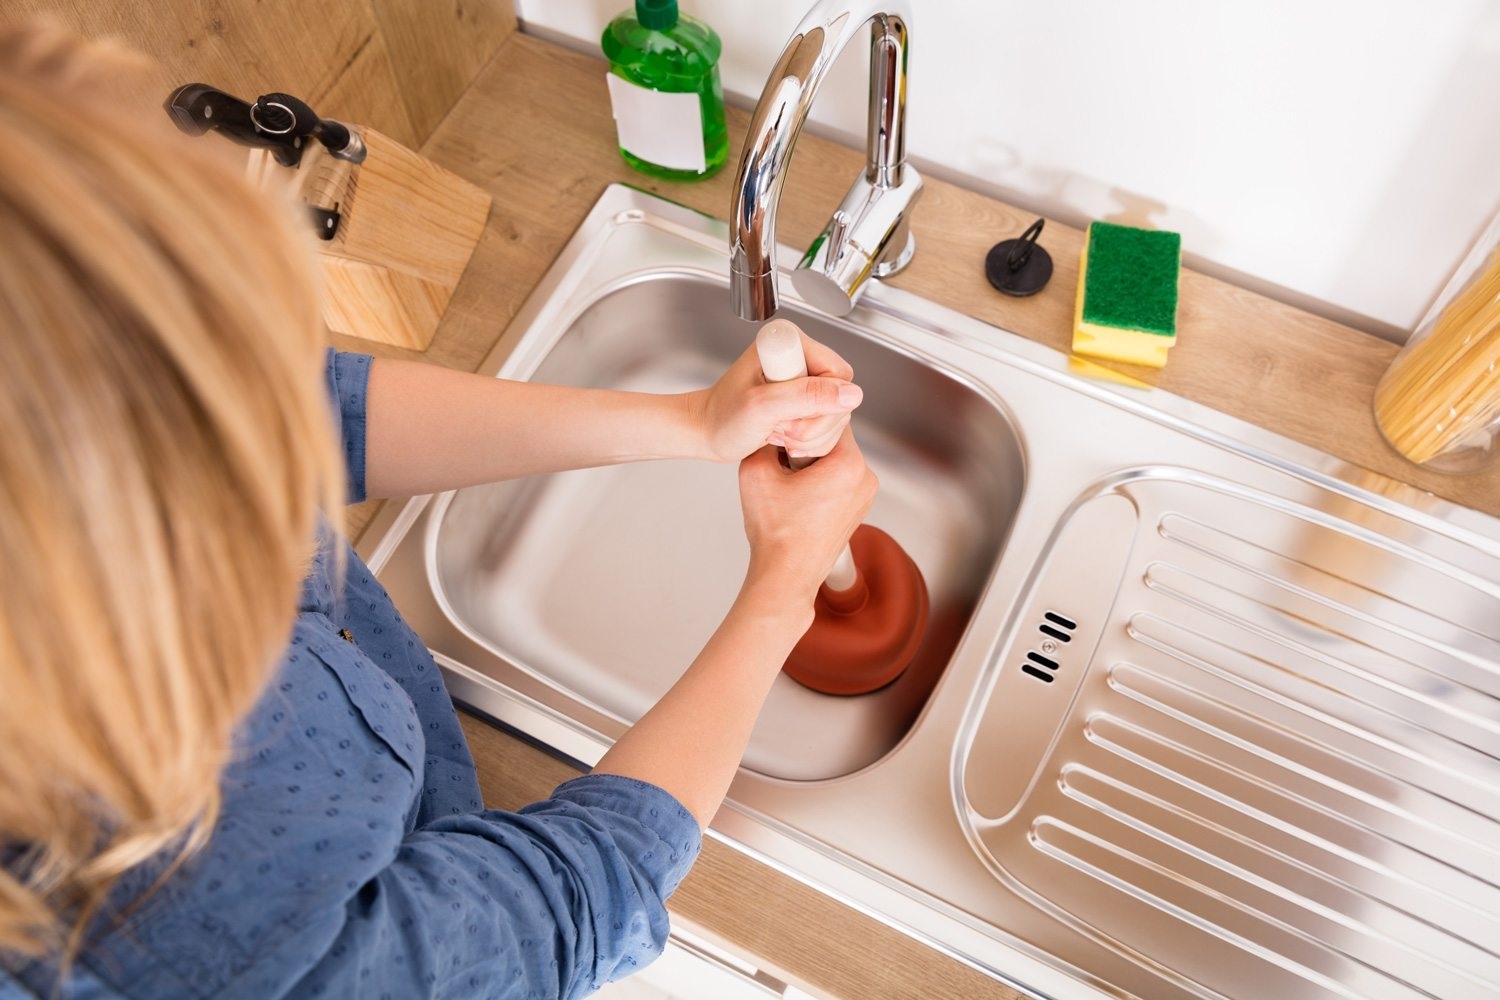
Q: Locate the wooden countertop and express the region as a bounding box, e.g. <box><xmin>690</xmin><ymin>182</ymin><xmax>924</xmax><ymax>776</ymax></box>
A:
<box><xmin>337</xmin><ymin>31</ymin><xmax>1500</xmax><ymax>1000</ymax></box>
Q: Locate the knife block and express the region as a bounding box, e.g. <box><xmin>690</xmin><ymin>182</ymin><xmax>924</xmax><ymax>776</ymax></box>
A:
<box><xmin>248</xmin><ymin>129</ymin><xmax>491</xmax><ymax>351</ymax></box>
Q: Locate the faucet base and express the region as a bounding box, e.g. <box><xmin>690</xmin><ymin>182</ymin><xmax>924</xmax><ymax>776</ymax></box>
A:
<box><xmin>871</xmin><ymin>229</ymin><xmax>916</xmax><ymax>278</ymax></box>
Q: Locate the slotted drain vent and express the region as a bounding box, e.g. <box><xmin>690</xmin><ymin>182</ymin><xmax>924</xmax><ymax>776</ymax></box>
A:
<box><xmin>1021</xmin><ymin>611</ymin><xmax>1076</xmax><ymax>683</ymax></box>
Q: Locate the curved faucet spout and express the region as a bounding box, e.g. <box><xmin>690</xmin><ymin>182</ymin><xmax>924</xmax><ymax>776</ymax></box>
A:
<box><xmin>730</xmin><ymin>0</ymin><xmax>921</xmax><ymax>321</ymax></box>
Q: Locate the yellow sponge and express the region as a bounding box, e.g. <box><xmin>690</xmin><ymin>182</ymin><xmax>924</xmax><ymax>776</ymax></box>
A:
<box><xmin>1072</xmin><ymin>221</ymin><xmax>1182</xmax><ymax>368</ymax></box>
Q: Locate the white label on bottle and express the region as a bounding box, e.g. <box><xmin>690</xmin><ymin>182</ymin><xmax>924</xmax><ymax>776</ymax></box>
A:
<box><xmin>605</xmin><ymin>73</ymin><xmax>706</xmax><ymax>173</ymax></box>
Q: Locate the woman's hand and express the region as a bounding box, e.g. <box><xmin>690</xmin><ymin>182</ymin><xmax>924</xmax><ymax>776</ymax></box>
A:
<box><xmin>692</xmin><ymin>331</ymin><xmax>863</xmax><ymax>464</ymax></box>
<box><xmin>737</xmin><ymin>426</ymin><xmax>878</xmax><ymax>612</ymax></box>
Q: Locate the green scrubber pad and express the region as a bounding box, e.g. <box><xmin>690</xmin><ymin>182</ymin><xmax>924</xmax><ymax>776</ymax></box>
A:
<box><xmin>1073</xmin><ymin>221</ymin><xmax>1182</xmax><ymax>368</ymax></box>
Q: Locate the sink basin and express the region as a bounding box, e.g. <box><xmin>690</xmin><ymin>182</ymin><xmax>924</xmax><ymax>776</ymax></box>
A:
<box><xmin>428</xmin><ymin>273</ymin><xmax>1022</xmax><ymax>780</ymax></box>
<box><xmin>362</xmin><ymin>185</ymin><xmax>1500</xmax><ymax>1000</ymax></box>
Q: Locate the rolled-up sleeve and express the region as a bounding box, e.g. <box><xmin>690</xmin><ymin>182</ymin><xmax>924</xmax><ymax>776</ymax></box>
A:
<box><xmin>325</xmin><ymin>349</ymin><xmax>372</xmax><ymax>504</ymax></box>
<box><xmin>279</xmin><ymin>774</ymin><xmax>702</xmax><ymax>1000</ymax></box>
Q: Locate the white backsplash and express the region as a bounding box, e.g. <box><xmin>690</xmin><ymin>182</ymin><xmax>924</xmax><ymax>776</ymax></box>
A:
<box><xmin>519</xmin><ymin>0</ymin><xmax>1500</xmax><ymax>341</ymax></box>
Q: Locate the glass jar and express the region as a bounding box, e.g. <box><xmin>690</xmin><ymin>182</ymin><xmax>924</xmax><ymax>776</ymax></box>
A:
<box><xmin>1374</xmin><ymin>211</ymin><xmax>1500</xmax><ymax>472</ymax></box>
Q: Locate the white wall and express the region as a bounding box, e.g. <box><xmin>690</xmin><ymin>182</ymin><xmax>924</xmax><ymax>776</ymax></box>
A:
<box><xmin>521</xmin><ymin>0</ymin><xmax>1500</xmax><ymax>340</ymax></box>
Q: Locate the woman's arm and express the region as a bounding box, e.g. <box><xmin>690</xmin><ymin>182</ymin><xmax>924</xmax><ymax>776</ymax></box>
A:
<box><xmin>361</xmin><ymin>333</ymin><xmax>862</xmax><ymax>499</ymax></box>
<box><xmin>591</xmin><ymin>427</ymin><xmax>878</xmax><ymax>827</ymax></box>
<box><xmin>586</xmin><ymin>570</ymin><xmax>812</xmax><ymax>829</ymax></box>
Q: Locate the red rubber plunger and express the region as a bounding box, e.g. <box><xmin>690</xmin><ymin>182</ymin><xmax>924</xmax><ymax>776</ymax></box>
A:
<box><xmin>751</xmin><ymin>317</ymin><xmax>929</xmax><ymax>697</ymax></box>
<box><xmin>783</xmin><ymin>523</ymin><xmax>929</xmax><ymax>696</ymax></box>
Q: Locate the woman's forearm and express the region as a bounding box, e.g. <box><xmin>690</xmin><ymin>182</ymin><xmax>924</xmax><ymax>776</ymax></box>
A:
<box><xmin>362</xmin><ymin>347</ymin><xmax>863</xmax><ymax>500</ymax></box>
<box><xmin>363</xmin><ymin>357</ymin><xmax>711</xmax><ymax>499</ymax></box>
<box><xmin>591</xmin><ymin>428</ymin><xmax>876</xmax><ymax>829</ymax></box>
<box><xmin>590</xmin><ymin>568</ymin><xmax>813</xmax><ymax>829</ymax></box>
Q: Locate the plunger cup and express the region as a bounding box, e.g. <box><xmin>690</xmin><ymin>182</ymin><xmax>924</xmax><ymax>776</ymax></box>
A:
<box><xmin>755</xmin><ymin>320</ymin><xmax>930</xmax><ymax>696</ymax></box>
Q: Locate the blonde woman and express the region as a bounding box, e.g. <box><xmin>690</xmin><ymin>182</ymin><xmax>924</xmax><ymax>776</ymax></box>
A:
<box><xmin>0</xmin><ymin>24</ymin><xmax>874</xmax><ymax>1000</ymax></box>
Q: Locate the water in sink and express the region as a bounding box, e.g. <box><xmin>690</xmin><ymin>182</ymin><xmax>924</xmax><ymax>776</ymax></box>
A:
<box><xmin>429</xmin><ymin>273</ymin><xmax>1023</xmax><ymax>780</ymax></box>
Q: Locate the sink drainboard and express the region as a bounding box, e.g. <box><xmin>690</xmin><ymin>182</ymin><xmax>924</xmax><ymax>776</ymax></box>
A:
<box><xmin>960</xmin><ymin>469</ymin><xmax>1500</xmax><ymax>999</ymax></box>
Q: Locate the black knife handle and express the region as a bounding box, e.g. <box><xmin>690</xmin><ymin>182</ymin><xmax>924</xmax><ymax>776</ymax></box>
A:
<box><xmin>308</xmin><ymin>205</ymin><xmax>341</xmax><ymax>241</ymax></box>
<box><xmin>251</xmin><ymin>92</ymin><xmax>316</xmax><ymax>138</ymax></box>
<box><xmin>164</xmin><ymin>83</ymin><xmax>302</xmax><ymax>167</ymax></box>
<box><xmin>255</xmin><ymin>92</ymin><xmax>364</xmax><ymax>163</ymax></box>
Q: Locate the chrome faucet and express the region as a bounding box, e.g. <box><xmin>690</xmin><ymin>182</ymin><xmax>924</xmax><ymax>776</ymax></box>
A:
<box><xmin>730</xmin><ymin>0</ymin><xmax>920</xmax><ymax>320</ymax></box>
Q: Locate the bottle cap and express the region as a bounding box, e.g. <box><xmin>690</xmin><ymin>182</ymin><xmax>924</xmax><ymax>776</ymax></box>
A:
<box><xmin>635</xmin><ymin>0</ymin><xmax>678</xmax><ymax>30</ymax></box>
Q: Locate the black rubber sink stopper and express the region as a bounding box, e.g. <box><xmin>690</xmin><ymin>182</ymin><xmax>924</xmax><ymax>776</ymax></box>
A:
<box><xmin>985</xmin><ymin>218</ymin><xmax>1053</xmax><ymax>297</ymax></box>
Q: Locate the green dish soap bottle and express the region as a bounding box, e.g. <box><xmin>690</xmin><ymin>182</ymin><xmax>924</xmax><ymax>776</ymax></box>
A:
<box><xmin>601</xmin><ymin>0</ymin><xmax>728</xmax><ymax>182</ymax></box>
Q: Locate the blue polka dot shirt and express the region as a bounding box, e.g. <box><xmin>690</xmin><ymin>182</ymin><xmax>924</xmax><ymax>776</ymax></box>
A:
<box><xmin>1</xmin><ymin>351</ymin><xmax>702</xmax><ymax>999</ymax></box>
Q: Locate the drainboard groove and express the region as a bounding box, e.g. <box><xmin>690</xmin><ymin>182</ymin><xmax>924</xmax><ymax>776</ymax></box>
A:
<box><xmin>1055</xmin><ymin>762</ymin><xmax>1500</xmax><ymax>970</ymax></box>
<box><xmin>1150</xmin><ymin>492</ymin><xmax>1500</xmax><ymax>601</ymax></box>
<box><xmin>1105</xmin><ymin>655</ymin><xmax>1500</xmax><ymax>842</ymax></box>
<box><xmin>1028</xmin><ymin>816</ymin><xmax>1431</xmax><ymax>1000</ymax></box>
<box><xmin>1050</xmin><ymin>740</ymin><xmax>1500</xmax><ymax>995</ymax></box>
<box><xmin>1145</xmin><ymin>525</ymin><xmax>1500</xmax><ymax>698</ymax></box>
<box><xmin>1081</xmin><ymin>711</ymin><xmax>1500</xmax><ymax>887</ymax></box>
<box><xmin>1141</xmin><ymin>561</ymin><xmax>1500</xmax><ymax>743</ymax></box>
<box><xmin>1126</xmin><ymin>611</ymin><xmax>1500</xmax><ymax>816</ymax></box>
<box><xmin>1156</xmin><ymin>512</ymin><xmax>1500</xmax><ymax>661</ymax></box>
<box><xmin>1065</xmin><ymin>720</ymin><xmax>1500</xmax><ymax>936</ymax></box>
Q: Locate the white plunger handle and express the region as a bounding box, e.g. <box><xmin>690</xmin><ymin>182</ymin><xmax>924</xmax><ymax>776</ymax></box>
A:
<box><xmin>755</xmin><ymin>319</ymin><xmax>860</xmax><ymax>593</ymax></box>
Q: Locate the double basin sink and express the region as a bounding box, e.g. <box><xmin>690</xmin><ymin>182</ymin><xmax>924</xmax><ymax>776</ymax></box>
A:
<box><xmin>361</xmin><ymin>185</ymin><xmax>1500</xmax><ymax>999</ymax></box>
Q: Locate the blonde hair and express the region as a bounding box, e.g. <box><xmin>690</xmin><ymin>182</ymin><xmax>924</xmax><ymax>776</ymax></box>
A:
<box><xmin>0</xmin><ymin>23</ymin><xmax>345</xmax><ymax>959</ymax></box>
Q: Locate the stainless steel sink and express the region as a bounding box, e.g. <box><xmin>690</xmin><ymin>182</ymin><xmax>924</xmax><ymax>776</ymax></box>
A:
<box><xmin>362</xmin><ymin>185</ymin><xmax>1500</xmax><ymax>1000</ymax></box>
<box><xmin>427</xmin><ymin>274</ymin><xmax>1021</xmax><ymax>780</ymax></box>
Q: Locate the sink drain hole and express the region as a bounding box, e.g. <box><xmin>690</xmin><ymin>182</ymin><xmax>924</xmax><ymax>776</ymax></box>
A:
<box><xmin>1023</xmin><ymin>612</ymin><xmax>1077</xmax><ymax>683</ymax></box>
<box><xmin>1026</xmin><ymin>650</ymin><xmax>1060</xmax><ymax>672</ymax></box>
<box><xmin>1044</xmin><ymin>610</ymin><xmax>1077</xmax><ymax>630</ymax></box>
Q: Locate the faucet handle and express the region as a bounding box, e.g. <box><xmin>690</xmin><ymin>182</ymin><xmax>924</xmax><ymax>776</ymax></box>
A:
<box><xmin>827</xmin><ymin>210</ymin><xmax>852</xmax><ymax>257</ymax></box>
<box><xmin>790</xmin><ymin>166</ymin><xmax>923</xmax><ymax>316</ymax></box>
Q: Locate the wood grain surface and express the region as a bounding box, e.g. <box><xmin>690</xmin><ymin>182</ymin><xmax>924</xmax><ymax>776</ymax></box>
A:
<box><xmin>8</xmin><ymin>0</ymin><xmax>516</xmax><ymax>148</ymax></box>
<box><xmin>316</xmin><ymin>127</ymin><xmax>491</xmax><ymax>350</ymax></box>
<box><xmin>367</xmin><ymin>0</ymin><xmax>518</xmax><ymax>142</ymax></box>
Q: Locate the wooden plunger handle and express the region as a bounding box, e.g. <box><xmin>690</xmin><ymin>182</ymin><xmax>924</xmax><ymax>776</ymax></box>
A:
<box><xmin>754</xmin><ymin>319</ymin><xmax>860</xmax><ymax>593</ymax></box>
